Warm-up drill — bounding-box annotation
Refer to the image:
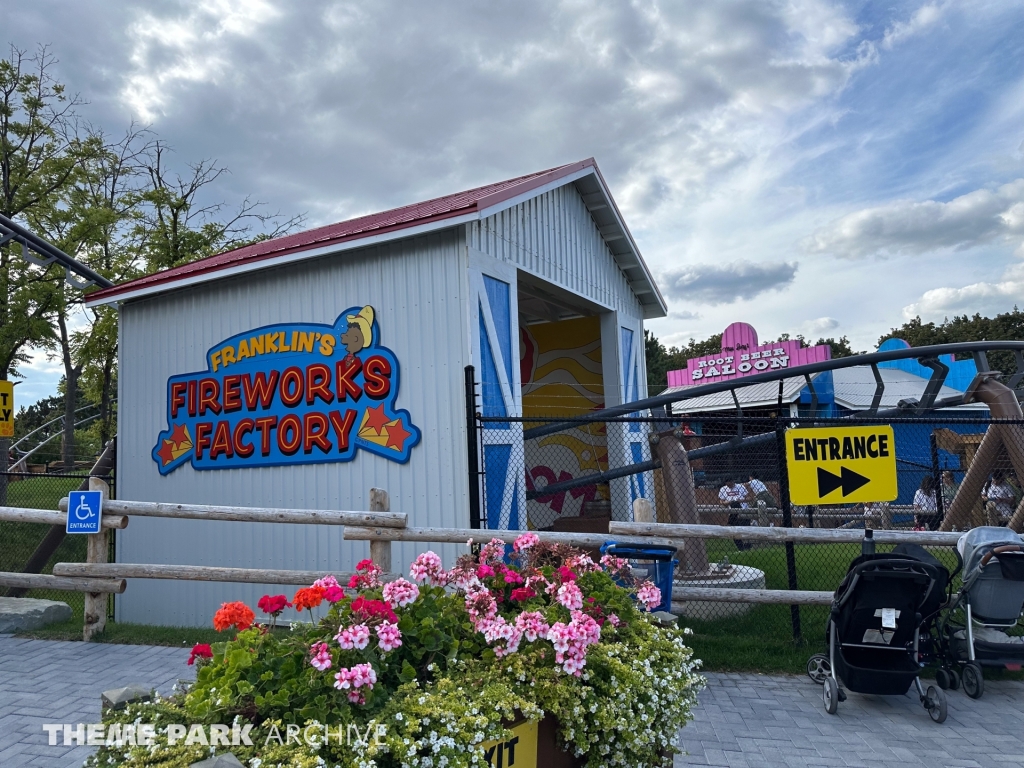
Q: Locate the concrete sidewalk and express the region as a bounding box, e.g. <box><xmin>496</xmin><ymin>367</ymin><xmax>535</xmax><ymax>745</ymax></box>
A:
<box><xmin>677</xmin><ymin>671</ymin><xmax>1024</xmax><ymax>768</ymax></box>
<box><xmin>0</xmin><ymin>636</ymin><xmax>192</xmax><ymax>768</ymax></box>
<box><xmin>2</xmin><ymin>636</ymin><xmax>1023</xmax><ymax>767</ymax></box>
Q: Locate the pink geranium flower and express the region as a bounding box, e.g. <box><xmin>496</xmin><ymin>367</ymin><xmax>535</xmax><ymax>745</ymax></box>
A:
<box><xmin>409</xmin><ymin>551</ymin><xmax>448</xmax><ymax>585</ymax></box>
<box><xmin>557</xmin><ymin>581</ymin><xmax>583</xmax><ymax>611</ymax></box>
<box><xmin>637</xmin><ymin>581</ymin><xmax>662</xmax><ymax>611</ymax></box>
<box><xmin>512</xmin><ymin>532</ymin><xmax>539</xmax><ymax>552</ymax></box>
<box><xmin>376</xmin><ymin>621</ymin><xmax>403</xmax><ymax>652</ymax></box>
<box><xmin>335</xmin><ymin>623</ymin><xmax>371</xmax><ymax>650</ymax></box>
<box><xmin>309</xmin><ymin>641</ymin><xmax>332</xmax><ymax>671</ymax></box>
<box><xmin>382</xmin><ymin>578</ymin><xmax>420</xmax><ymax>608</ymax></box>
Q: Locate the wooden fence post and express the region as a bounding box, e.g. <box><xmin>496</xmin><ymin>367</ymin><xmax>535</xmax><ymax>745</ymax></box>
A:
<box><xmin>369</xmin><ymin>489</ymin><xmax>392</xmax><ymax>572</ymax></box>
<box><xmin>83</xmin><ymin>477</ymin><xmax>110</xmax><ymax>641</ymax></box>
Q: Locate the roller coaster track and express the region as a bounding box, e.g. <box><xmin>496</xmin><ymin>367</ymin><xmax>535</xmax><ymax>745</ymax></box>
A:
<box><xmin>508</xmin><ymin>341</ymin><xmax>1024</xmax><ymax>500</ymax></box>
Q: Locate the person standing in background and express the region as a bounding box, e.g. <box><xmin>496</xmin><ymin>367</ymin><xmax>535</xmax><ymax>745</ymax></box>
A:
<box><xmin>913</xmin><ymin>475</ymin><xmax>938</xmax><ymax>530</ymax></box>
<box><xmin>983</xmin><ymin>469</ymin><xmax>1015</xmax><ymax>525</ymax></box>
<box><xmin>747</xmin><ymin>473</ymin><xmax>777</xmax><ymax>508</ymax></box>
<box><xmin>719</xmin><ymin>477</ymin><xmax>750</xmax><ymax>550</ymax></box>
<box><xmin>941</xmin><ymin>471</ymin><xmax>959</xmax><ymax>510</ymax></box>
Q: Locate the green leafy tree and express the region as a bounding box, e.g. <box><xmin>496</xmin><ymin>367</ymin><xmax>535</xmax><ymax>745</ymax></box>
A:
<box><xmin>880</xmin><ymin>308</ymin><xmax>1024</xmax><ymax>378</ymax></box>
<box><xmin>0</xmin><ymin>46</ymin><xmax>82</xmax><ymax>381</ymax></box>
<box><xmin>645</xmin><ymin>330</ymin><xmax>722</xmax><ymax>393</ymax></box>
<box><xmin>770</xmin><ymin>332</ymin><xmax>862</xmax><ymax>359</ymax></box>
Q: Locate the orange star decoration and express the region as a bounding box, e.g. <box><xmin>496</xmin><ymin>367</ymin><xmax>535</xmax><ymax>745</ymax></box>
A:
<box><xmin>383</xmin><ymin>420</ymin><xmax>411</xmax><ymax>451</ymax></box>
<box><xmin>158</xmin><ymin>424</ymin><xmax>194</xmax><ymax>466</ymax></box>
<box><xmin>357</xmin><ymin>411</ymin><xmax>411</xmax><ymax>452</ymax></box>
<box><xmin>361</xmin><ymin>404</ymin><xmax>391</xmax><ymax>435</ymax></box>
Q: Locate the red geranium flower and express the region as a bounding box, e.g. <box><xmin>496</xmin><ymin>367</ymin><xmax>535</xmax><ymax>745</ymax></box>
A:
<box><xmin>351</xmin><ymin>596</ymin><xmax>398</xmax><ymax>623</ymax></box>
<box><xmin>187</xmin><ymin>643</ymin><xmax>213</xmax><ymax>666</ymax></box>
<box><xmin>257</xmin><ymin>594</ymin><xmax>291</xmax><ymax>615</ymax></box>
<box><xmin>510</xmin><ymin>587</ymin><xmax>536</xmax><ymax>602</ymax></box>
<box><xmin>558</xmin><ymin>566</ymin><xmax>578</xmax><ymax>582</ymax></box>
<box><xmin>213</xmin><ymin>602</ymin><xmax>255</xmax><ymax>632</ymax></box>
<box><xmin>293</xmin><ymin>586</ymin><xmax>325</xmax><ymax>612</ymax></box>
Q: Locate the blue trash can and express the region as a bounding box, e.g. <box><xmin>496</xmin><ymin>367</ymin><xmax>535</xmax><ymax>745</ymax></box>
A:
<box><xmin>601</xmin><ymin>541</ymin><xmax>678</xmax><ymax>613</ymax></box>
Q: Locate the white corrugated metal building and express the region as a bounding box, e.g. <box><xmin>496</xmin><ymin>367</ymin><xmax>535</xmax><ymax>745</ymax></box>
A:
<box><xmin>87</xmin><ymin>159</ymin><xmax>666</xmax><ymax>625</ymax></box>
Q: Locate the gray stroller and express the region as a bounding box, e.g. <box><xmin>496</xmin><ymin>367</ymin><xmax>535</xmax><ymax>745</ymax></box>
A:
<box><xmin>937</xmin><ymin>527</ymin><xmax>1024</xmax><ymax>699</ymax></box>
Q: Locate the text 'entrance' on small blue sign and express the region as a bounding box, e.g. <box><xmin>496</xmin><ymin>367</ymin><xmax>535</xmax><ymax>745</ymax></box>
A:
<box><xmin>66</xmin><ymin>490</ymin><xmax>103</xmax><ymax>534</ymax></box>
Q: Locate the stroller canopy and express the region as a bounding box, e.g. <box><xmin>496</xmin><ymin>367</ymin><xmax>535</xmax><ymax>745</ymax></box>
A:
<box><xmin>958</xmin><ymin>527</ymin><xmax>1024</xmax><ymax>579</ymax></box>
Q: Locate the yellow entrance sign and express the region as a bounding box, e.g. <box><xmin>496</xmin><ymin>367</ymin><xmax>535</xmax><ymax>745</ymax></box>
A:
<box><xmin>0</xmin><ymin>380</ymin><xmax>12</xmax><ymax>438</ymax></box>
<box><xmin>786</xmin><ymin>425</ymin><xmax>897</xmax><ymax>505</ymax></box>
<box><xmin>480</xmin><ymin>720</ymin><xmax>538</xmax><ymax>768</ymax></box>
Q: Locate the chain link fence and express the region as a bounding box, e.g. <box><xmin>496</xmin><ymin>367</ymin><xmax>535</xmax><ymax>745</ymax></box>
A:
<box><xmin>472</xmin><ymin>401</ymin><xmax>1024</xmax><ymax>644</ymax></box>
<box><xmin>1</xmin><ymin>471</ymin><xmax>116</xmax><ymax>619</ymax></box>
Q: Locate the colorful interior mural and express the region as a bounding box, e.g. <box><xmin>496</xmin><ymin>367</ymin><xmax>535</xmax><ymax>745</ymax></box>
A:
<box><xmin>520</xmin><ymin>317</ymin><xmax>608</xmax><ymax>528</ymax></box>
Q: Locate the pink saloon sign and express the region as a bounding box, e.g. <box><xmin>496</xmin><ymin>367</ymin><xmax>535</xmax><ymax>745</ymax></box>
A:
<box><xmin>667</xmin><ymin>322</ymin><xmax>831</xmax><ymax>387</ymax></box>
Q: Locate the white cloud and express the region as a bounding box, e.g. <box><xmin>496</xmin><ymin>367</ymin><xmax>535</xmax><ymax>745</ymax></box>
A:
<box><xmin>804</xmin><ymin>316</ymin><xmax>840</xmax><ymax>335</ymax></box>
<box><xmin>658</xmin><ymin>261</ymin><xmax>799</xmax><ymax>305</ymax></box>
<box><xmin>882</xmin><ymin>2</ymin><xmax>949</xmax><ymax>49</ymax></box>
<box><xmin>669</xmin><ymin>310</ymin><xmax>702</xmax><ymax>321</ymax></box>
<box><xmin>5</xmin><ymin>0</ymin><xmax>1024</xmax><ymax>403</ymax></box>
<box><xmin>122</xmin><ymin>0</ymin><xmax>281</xmax><ymax>121</ymax></box>
<box><xmin>902</xmin><ymin>262</ymin><xmax>1024</xmax><ymax>320</ymax></box>
<box><xmin>802</xmin><ymin>179</ymin><xmax>1024</xmax><ymax>259</ymax></box>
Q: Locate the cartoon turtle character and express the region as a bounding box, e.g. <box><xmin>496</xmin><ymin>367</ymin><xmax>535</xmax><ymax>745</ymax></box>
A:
<box><xmin>341</xmin><ymin>306</ymin><xmax>374</xmax><ymax>366</ymax></box>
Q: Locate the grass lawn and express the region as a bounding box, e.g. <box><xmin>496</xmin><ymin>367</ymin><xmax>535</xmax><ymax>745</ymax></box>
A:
<box><xmin>679</xmin><ymin>540</ymin><xmax>963</xmax><ymax>675</ymax></box>
<box><xmin>2</xmin><ymin>476</ymin><xmax>95</xmax><ymax>611</ymax></box>
<box><xmin>6</xmin><ymin>475</ymin><xmax>84</xmax><ymax>510</ymax></box>
<box><xmin>10</xmin><ymin>532</ymin><xmax>1021</xmax><ymax>679</ymax></box>
<box><xmin>16</xmin><ymin>600</ymin><xmax>228</xmax><ymax>647</ymax></box>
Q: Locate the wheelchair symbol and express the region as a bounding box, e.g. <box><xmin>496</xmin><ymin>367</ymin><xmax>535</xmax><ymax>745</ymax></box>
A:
<box><xmin>75</xmin><ymin>497</ymin><xmax>96</xmax><ymax>520</ymax></box>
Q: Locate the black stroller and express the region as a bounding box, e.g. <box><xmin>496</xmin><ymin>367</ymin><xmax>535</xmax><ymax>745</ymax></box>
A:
<box><xmin>807</xmin><ymin>543</ymin><xmax>951</xmax><ymax>722</ymax></box>
<box><xmin>937</xmin><ymin>527</ymin><xmax>1024</xmax><ymax>699</ymax></box>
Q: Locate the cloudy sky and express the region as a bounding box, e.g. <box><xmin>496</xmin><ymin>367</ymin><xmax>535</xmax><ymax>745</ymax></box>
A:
<box><xmin>8</xmin><ymin>0</ymin><xmax>1024</xmax><ymax>404</ymax></box>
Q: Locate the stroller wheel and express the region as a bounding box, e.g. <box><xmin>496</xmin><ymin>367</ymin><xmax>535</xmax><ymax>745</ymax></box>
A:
<box><xmin>962</xmin><ymin>662</ymin><xmax>984</xmax><ymax>699</ymax></box>
<box><xmin>823</xmin><ymin>677</ymin><xmax>839</xmax><ymax>715</ymax></box>
<box><xmin>925</xmin><ymin>686</ymin><xmax>947</xmax><ymax>723</ymax></box>
<box><xmin>806</xmin><ymin>654</ymin><xmax>831</xmax><ymax>684</ymax></box>
<box><xmin>935</xmin><ymin>668</ymin><xmax>951</xmax><ymax>690</ymax></box>
<box><xmin>949</xmin><ymin>669</ymin><xmax>961</xmax><ymax>691</ymax></box>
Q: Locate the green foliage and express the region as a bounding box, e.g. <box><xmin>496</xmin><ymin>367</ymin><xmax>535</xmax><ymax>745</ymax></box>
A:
<box><xmin>881</xmin><ymin>308</ymin><xmax>1024</xmax><ymax>378</ymax></box>
<box><xmin>645</xmin><ymin>330</ymin><xmax>722</xmax><ymax>393</ymax></box>
<box><xmin>87</xmin><ymin>543</ymin><xmax>703</xmax><ymax>768</ymax></box>
<box><xmin>0</xmin><ymin>45</ymin><xmax>84</xmax><ymax>379</ymax></box>
<box><xmin>0</xmin><ymin>43</ymin><xmax>304</xmax><ymax>455</ymax></box>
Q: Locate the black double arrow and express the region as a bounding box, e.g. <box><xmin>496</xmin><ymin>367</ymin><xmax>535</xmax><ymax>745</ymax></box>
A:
<box><xmin>817</xmin><ymin>466</ymin><xmax>871</xmax><ymax>498</ymax></box>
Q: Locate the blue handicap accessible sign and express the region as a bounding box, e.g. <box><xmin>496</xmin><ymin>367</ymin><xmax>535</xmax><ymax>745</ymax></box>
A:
<box><xmin>66</xmin><ymin>490</ymin><xmax>103</xmax><ymax>534</ymax></box>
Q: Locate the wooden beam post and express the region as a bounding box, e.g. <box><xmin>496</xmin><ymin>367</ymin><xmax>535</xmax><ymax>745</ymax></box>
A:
<box><xmin>369</xmin><ymin>489</ymin><xmax>392</xmax><ymax>573</ymax></box>
<box><xmin>83</xmin><ymin>477</ymin><xmax>110</xmax><ymax>641</ymax></box>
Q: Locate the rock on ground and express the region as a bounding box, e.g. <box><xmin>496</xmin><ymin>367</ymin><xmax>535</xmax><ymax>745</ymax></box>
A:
<box><xmin>0</xmin><ymin>597</ymin><xmax>72</xmax><ymax>633</ymax></box>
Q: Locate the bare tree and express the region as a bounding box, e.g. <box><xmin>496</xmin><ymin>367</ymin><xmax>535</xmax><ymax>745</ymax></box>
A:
<box><xmin>137</xmin><ymin>141</ymin><xmax>304</xmax><ymax>272</ymax></box>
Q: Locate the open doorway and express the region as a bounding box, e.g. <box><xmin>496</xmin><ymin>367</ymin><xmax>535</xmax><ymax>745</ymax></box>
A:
<box><xmin>518</xmin><ymin>277</ymin><xmax>609</xmax><ymax>528</ymax></box>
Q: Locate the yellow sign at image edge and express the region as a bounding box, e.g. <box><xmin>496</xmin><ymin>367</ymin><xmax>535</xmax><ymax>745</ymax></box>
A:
<box><xmin>785</xmin><ymin>425</ymin><xmax>898</xmax><ymax>505</ymax></box>
<box><xmin>0</xmin><ymin>380</ymin><xmax>13</xmax><ymax>438</ymax></box>
<box><xmin>479</xmin><ymin>719</ymin><xmax>538</xmax><ymax>768</ymax></box>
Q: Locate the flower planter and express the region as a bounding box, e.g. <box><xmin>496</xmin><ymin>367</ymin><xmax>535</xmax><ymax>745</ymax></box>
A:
<box><xmin>91</xmin><ymin>536</ymin><xmax>702</xmax><ymax>768</ymax></box>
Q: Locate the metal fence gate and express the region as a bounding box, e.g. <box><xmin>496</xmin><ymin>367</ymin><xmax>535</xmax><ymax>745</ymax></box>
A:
<box><xmin>467</xmin><ymin>361</ymin><xmax>1024</xmax><ymax>643</ymax></box>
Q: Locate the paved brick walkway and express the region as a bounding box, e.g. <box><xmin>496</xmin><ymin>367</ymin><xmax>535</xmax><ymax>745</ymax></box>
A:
<box><xmin>3</xmin><ymin>637</ymin><xmax>1024</xmax><ymax>767</ymax></box>
<box><xmin>0</xmin><ymin>636</ymin><xmax>193</xmax><ymax>768</ymax></box>
<box><xmin>676</xmin><ymin>671</ymin><xmax>1024</xmax><ymax>768</ymax></box>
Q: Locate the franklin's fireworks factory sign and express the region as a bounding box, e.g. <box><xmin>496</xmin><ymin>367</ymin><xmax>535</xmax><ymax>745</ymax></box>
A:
<box><xmin>153</xmin><ymin>306</ymin><xmax>420</xmax><ymax>475</ymax></box>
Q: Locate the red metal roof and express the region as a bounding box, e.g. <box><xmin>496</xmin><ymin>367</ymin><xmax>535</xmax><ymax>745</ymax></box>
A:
<box><xmin>89</xmin><ymin>159</ymin><xmax>597</xmax><ymax>303</ymax></box>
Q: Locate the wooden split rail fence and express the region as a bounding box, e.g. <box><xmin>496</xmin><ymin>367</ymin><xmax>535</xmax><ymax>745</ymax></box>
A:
<box><xmin>0</xmin><ymin>487</ymin><xmax>966</xmax><ymax>639</ymax></box>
